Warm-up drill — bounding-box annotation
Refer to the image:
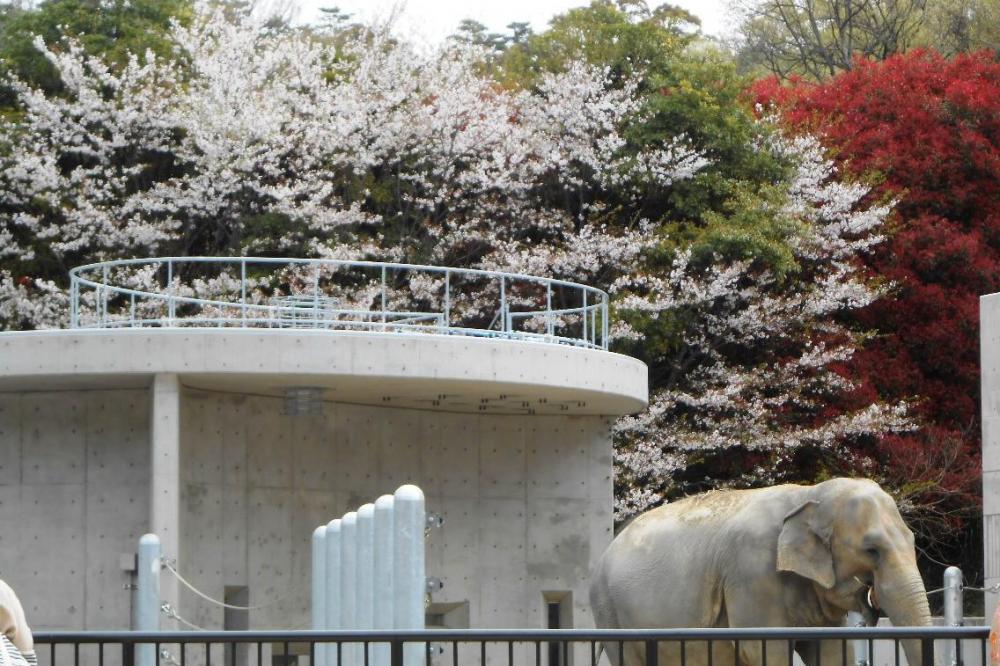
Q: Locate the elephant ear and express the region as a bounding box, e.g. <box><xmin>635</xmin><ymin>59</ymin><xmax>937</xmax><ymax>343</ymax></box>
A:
<box><xmin>776</xmin><ymin>500</ymin><xmax>836</xmax><ymax>589</ymax></box>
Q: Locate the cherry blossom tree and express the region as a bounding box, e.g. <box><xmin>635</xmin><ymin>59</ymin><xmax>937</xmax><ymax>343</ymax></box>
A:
<box><xmin>0</xmin><ymin>4</ymin><xmax>907</xmax><ymax>522</ymax></box>
<box><xmin>611</xmin><ymin>133</ymin><xmax>908</xmax><ymax>519</ymax></box>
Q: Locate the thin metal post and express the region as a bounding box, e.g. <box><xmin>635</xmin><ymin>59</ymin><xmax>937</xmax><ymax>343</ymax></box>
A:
<box><xmin>381</xmin><ymin>267</ymin><xmax>387</xmax><ymax>329</ymax></box>
<box><xmin>602</xmin><ymin>293</ymin><xmax>609</xmax><ymax>350</ymax></box>
<box><xmin>99</xmin><ymin>265</ymin><xmax>109</xmax><ymax>328</ymax></box>
<box><xmin>444</xmin><ymin>271</ymin><xmax>450</xmax><ymax>329</ymax></box>
<box><xmin>546</xmin><ymin>283</ymin><xmax>553</xmax><ymax>337</ymax></box>
<box><xmin>582</xmin><ymin>290</ymin><xmax>588</xmax><ymax>345</ymax></box>
<box><xmin>645</xmin><ymin>640</ymin><xmax>658</xmax><ymax>666</ymax></box>
<box><xmin>944</xmin><ymin>566</ymin><xmax>964</xmax><ymax>666</ymax></box>
<box><xmin>373</xmin><ymin>496</ymin><xmax>395</xmax><ymax>666</ymax></box>
<box><xmin>590</xmin><ymin>296</ymin><xmax>598</xmax><ymax>347</ymax></box>
<box><xmin>166</xmin><ymin>261</ymin><xmax>175</xmax><ymax>325</ymax></box>
<box><xmin>313</xmin><ymin>266</ymin><xmax>321</xmax><ymax>329</ymax></box>
<box><xmin>311</xmin><ymin>526</ymin><xmax>326</xmax><ymax>633</ymax></box>
<box><xmin>70</xmin><ymin>276</ymin><xmax>78</xmax><ymax>328</ymax></box>
<box><xmin>393</xmin><ymin>485</ymin><xmax>425</xmax><ymax>666</ymax></box>
<box><xmin>131</xmin><ymin>294</ymin><xmax>136</xmax><ymax>328</ymax></box>
<box><xmin>500</xmin><ymin>277</ymin><xmax>506</xmax><ymax>333</ymax></box>
<box><xmin>136</xmin><ymin>534</ymin><xmax>160</xmax><ymax>666</ymax></box>
<box><xmin>241</xmin><ymin>260</ymin><xmax>247</xmax><ymax>327</ymax></box>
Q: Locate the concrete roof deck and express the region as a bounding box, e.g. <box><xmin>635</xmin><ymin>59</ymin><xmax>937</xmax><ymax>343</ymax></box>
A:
<box><xmin>0</xmin><ymin>328</ymin><xmax>648</xmax><ymax>415</ymax></box>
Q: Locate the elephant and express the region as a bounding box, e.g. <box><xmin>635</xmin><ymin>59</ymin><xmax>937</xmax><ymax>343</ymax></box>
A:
<box><xmin>589</xmin><ymin>478</ymin><xmax>931</xmax><ymax>666</ymax></box>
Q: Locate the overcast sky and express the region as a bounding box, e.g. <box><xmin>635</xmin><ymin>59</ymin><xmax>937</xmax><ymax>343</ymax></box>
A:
<box><xmin>292</xmin><ymin>0</ymin><xmax>734</xmax><ymax>46</ymax></box>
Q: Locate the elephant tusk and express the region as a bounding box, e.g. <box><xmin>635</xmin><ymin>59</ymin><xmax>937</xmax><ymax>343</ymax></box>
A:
<box><xmin>868</xmin><ymin>586</ymin><xmax>879</xmax><ymax>611</ymax></box>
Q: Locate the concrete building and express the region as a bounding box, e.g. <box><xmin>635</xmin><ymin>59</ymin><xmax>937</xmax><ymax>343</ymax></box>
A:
<box><xmin>0</xmin><ymin>258</ymin><xmax>647</xmax><ymax>642</ymax></box>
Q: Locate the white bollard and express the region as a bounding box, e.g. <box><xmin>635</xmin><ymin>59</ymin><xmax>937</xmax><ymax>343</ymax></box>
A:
<box><xmin>845</xmin><ymin>610</ymin><xmax>869</xmax><ymax>666</ymax></box>
<box><xmin>340</xmin><ymin>512</ymin><xmax>359</xmax><ymax>666</ymax></box>
<box><xmin>136</xmin><ymin>534</ymin><xmax>161</xmax><ymax>666</ymax></box>
<box><xmin>325</xmin><ymin>519</ymin><xmax>342</xmax><ymax>666</ymax></box>
<box><xmin>357</xmin><ymin>504</ymin><xmax>376</xmax><ymax>665</ymax></box>
<box><xmin>393</xmin><ymin>485</ymin><xmax>425</xmax><ymax>666</ymax></box>
<box><xmin>312</xmin><ymin>526</ymin><xmax>327</xmax><ymax>666</ymax></box>
<box><xmin>944</xmin><ymin>566</ymin><xmax>964</xmax><ymax>666</ymax></box>
<box><xmin>372</xmin><ymin>495</ymin><xmax>395</xmax><ymax>666</ymax></box>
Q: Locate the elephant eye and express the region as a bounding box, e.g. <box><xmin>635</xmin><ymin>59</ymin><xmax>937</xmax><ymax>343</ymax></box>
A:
<box><xmin>865</xmin><ymin>547</ymin><xmax>880</xmax><ymax>561</ymax></box>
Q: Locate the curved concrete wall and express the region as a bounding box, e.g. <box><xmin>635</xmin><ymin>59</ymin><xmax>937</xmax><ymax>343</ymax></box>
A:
<box><xmin>0</xmin><ymin>328</ymin><xmax>647</xmax><ymax>641</ymax></box>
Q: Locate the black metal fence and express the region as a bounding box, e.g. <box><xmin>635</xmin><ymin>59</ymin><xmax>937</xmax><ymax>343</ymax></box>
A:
<box><xmin>33</xmin><ymin>627</ymin><xmax>991</xmax><ymax>666</ymax></box>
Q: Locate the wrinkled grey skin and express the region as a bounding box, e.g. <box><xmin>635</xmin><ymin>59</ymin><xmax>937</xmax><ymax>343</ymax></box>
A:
<box><xmin>589</xmin><ymin>478</ymin><xmax>931</xmax><ymax>666</ymax></box>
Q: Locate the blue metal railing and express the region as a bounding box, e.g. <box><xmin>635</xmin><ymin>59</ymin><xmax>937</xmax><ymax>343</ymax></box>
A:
<box><xmin>68</xmin><ymin>257</ymin><xmax>610</xmax><ymax>350</ymax></box>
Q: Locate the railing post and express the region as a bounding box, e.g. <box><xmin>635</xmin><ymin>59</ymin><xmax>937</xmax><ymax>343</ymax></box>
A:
<box><xmin>921</xmin><ymin>638</ymin><xmax>935</xmax><ymax>666</ymax></box>
<box><xmin>135</xmin><ymin>533</ymin><xmax>160</xmax><ymax>666</ymax></box>
<box><xmin>443</xmin><ymin>271</ymin><xmax>450</xmax><ymax>330</ymax></box>
<box><xmin>392</xmin><ymin>485</ymin><xmax>425</xmax><ymax>666</ymax></box>
<box><xmin>944</xmin><ymin>566</ymin><xmax>964</xmax><ymax>666</ymax></box>
<box><xmin>166</xmin><ymin>260</ymin><xmax>175</xmax><ymax>325</ymax></box>
<box><xmin>602</xmin><ymin>293</ymin><xmax>609</xmax><ymax>349</ymax></box>
<box><xmin>645</xmin><ymin>640</ymin><xmax>658</xmax><ymax>666</ymax></box>
<box><xmin>500</xmin><ymin>277</ymin><xmax>506</xmax><ymax>333</ymax></box>
<box><xmin>313</xmin><ymin>265</ymin><xmax>321</xmax><ymax>329</ymax></box>
<box><xmin>381</xmin><ymin>266</ymin><xmax>387</xmax><ymax>330</ymax></box>
<box><xmin>70</xmin><ymin>276</ymin><xmax>78</xmax><ymax>328</ymax></box>
<box><xmin>582</xmin><ymin>289</ymin><xmax>588</xmax><ymax>345</ymax></box>
<box><xmin>390</xmin><ymin>640</ymin><xmax>403</xmax><ymax>666</ymax></box>
<box><xmin>546</xmin><ymin>282</ymin><xmax>553</xmax><ymax>337</ymax></box>
<box><xmin>241</xmin><ymin>259</ymin><xmax>247</xmax><ymax>327</ymax></box>
<box><xmin>373</xmin><ymin>496</ymin><xmax>395</xmax><ymax>666</ymax></box>
<box><xmin>102</xmin><ymin>264</ymin><xmax>110</xmax><ymax>327</ymax></box>
<box><xmin>312</xmin><ymin>526</ymin><xmax>327</xmax><ymax>666</ymax></box>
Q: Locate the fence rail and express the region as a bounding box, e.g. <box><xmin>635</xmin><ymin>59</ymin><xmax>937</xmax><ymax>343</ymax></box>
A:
<box><xmin>67</xmin><ymin>257</ymin><xmax>611</xmax><ymax>350</ymax></box>
<box><xmin>31</xmin><ymin>627</ymin><xmax>993</xmax><ymax>666</ymax></box>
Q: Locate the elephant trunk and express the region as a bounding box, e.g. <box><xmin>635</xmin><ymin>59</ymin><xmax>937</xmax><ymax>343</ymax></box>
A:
<box><xmin>876</xmin><ymin>565</ymin><xmax>933</xmax><ymax>666</ymax></box>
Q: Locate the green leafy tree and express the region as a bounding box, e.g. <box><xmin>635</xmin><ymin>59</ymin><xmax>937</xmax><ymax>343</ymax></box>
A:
<box><xmin>0</xmin><ymin>0</ymin><xmax>192</xmax><ymax>99</ymax></box>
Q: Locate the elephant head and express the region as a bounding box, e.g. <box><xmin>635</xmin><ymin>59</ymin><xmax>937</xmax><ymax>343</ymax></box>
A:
<box><xmin>777</xmin><ymin>478</ymin><xmax>931</xmax><ymax>666</ymax></box>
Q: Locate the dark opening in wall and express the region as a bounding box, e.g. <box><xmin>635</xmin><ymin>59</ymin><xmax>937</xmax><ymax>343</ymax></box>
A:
<box><xmin>543</xmin><ymin>591</ymin><xmax>573</xmax><ymax>666</ymax></box>
<box><xmin>225</xmin><ymin>586</ymin><xmax>249</xmax><ymax>666</ymax></box>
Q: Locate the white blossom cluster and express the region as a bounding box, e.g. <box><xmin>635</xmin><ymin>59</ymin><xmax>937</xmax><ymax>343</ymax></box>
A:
<box><xmin>0</xmin><ymin>4</ymin><xmax>704</xmax><ymax>329</ymax></box>
<box><xmin>612</xmin><ymin>133</ymin><xmax>908</xmax><ymax>520</ymax></box>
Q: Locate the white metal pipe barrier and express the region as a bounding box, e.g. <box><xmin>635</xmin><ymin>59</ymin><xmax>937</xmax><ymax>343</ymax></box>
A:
<box><xmin>312</xmin><ymin>485</ymin><xmax>426</xmax><ymax>666</ymax></box>
<box><xmin>135</xmin><ymin>534</ymin><xmax>160</xmax><ymax>666</ymax></box>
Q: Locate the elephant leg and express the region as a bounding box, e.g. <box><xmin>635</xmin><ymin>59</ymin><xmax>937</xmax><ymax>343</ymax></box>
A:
<box><xmin>737</xmin><ymin>638</ymin><xmax>796</xmax><ymax>666</ymax></box>
<box><xmin>610</xmin><ymin>639</ymin><xmax>733</xmax><ymax>666</ymax></box>
<box><xmin>795</xmin><ymin>638</ymin><xmax>855</xmax><ymax>666</ymax></box>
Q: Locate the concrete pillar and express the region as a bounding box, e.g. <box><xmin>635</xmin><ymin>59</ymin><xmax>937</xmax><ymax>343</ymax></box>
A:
<box><xmin>983</xmin><ymin>295</ymin><xmax>1000</xmax><ymax>620</ymax></box>
<box><xmin>150</xmin><ymin>373</ymin><xmax>181</xmax><ymax>619</ymax></box>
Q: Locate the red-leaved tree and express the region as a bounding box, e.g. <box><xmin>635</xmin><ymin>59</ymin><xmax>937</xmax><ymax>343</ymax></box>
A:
<box><xmin>751</xmin><ymin>51</ymin><xmax>1000</xmax><ymax>585</ymax></box>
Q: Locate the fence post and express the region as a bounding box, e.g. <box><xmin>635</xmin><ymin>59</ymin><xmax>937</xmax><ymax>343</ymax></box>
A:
<box><xmin>325</xmin><ymin>519</ymin><xmax>342</xmax><ymax>666</ymax></box>
<box><xmin>846</xmin><ymin>611</ymin><xmax>870</xmax><ymax>666</ymax></box>
<box><xmin>944</xmin><ymin>566</ymin><xmax>964</xmax><ymax>666</ymax></box>
<box><xmin>373</xmin><ymin>495</ymin><xmax>395</xmax><ymax>666</ymax></box>
<box><xmin>393</xmin><ymin>485</ymin><xmax>425</xmax><ymax>666</ymax></box>
<box><xmin>136</xmin><ymin>533</ymin><xmax>160</xmax><ymax>666</ymax></box>
<box><xmin>644</xmin><ymin>640</ymin><xmax>658</xmax><ymax>666</ymax></box>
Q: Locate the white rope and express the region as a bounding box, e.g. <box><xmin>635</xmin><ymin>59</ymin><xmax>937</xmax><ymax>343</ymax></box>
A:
<box><xmin>163</xmin><ymin>561</ymin><xmax>296</xmax><ymax>611</ymax></box>
<box><xmin>161</xmin><ymin>603</ymin><xmax>207</xmax><ymax>632</ymax></box>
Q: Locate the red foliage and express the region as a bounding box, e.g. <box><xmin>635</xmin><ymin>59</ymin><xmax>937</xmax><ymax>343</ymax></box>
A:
<box><xmin>750</xmin><ymin>51</ymin><xmax>1000</xmax><ymax>529</ymax></box>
